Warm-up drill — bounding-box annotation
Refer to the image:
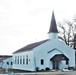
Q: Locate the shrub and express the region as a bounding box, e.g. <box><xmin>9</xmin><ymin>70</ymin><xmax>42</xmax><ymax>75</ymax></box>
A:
<box><xmin>68</xmin><ymin>67</ymin><xmax>74</xmax><ymax>70</ymax></box>
<box><xmin>40</xmin><ymin>69</ymin><xmax>44</xmax><ymax>71</ymax></box>
<box><xmin>45</xmin><ymin>67</ymin><xmax>50</xmax><ymax>71</ymax></box>
<box><xmin>36</xmin><ymin>67</ymin><xmax>39</xmax><ymax>71</ymax></box>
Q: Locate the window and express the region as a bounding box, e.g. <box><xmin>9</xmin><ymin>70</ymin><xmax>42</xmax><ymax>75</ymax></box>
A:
<box><xmin>20</xmin><ymin>56</ymin><xmax>22</xmax><ymax>64</ymax></box>
<box><xmin>26</xmin><ymin>55</ymin><xmax>28</xmax><ymax>65</ymax></box>
<box><xmin>18</xmin><ymin>56</ymin><xmax>19</xmax><ymax>64</ymax></box>
<box><xmin>41</xmin><ymin>59</ymin><xmax>44</xmax><ymax>65</ymax></box>
<box><xmin>11</xmin><ymin>62</ymin><xmax>13</xmax><ymax>65</ymax></box>
<box><xmin>7</xmin><ymin>62</ymin><xmax>9</xmax><ymax>65</ymax></box>
<box><xmin>26</xmin><ymin>55</ymin><xmax>28</xmax><ymax>57</ymax></box>
<box><xmin>23</xmin><ymin>56</ymin><xmax>25</xmax><ymax>64</ymax></box>
<box><xmin>26</xmin><ymin>58</ymin><xmax>28</xmax><ymax>65</ymax></box>
<box><xmin>66</xmin><ymin>60</ymin><xmax>68</xmax><ymax>65</ymax></box>
<box><xmin>15</xmin><ymin>56</ymin><xmax>16</xmax><ymax>64</ymax></box>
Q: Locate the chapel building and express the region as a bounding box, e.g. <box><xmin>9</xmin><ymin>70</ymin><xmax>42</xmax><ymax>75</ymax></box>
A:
<box><xmin>12</xmin><ymin>11</ymin><xmax>75</xmax><ymax>71</ymax></box>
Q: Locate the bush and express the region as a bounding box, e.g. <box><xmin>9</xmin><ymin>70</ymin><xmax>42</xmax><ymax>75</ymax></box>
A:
<box><xmin>40</xmin><ymin>69</ymin><xmax>44</xmax><ymax>71</ymax></box>
<box><xmin>68</xmin><ymin>67</ymin><xmax>74</xmax><ymax>70</ymax></box>
<box><xmin>45</xmin><ymin>67</ymin><xmax>50</xmax><ymax>71</ymax></box>
<box><xmin>36</xmin><ymin>67</ymin><xmax>39</xmax><ymax>71</ymax></box>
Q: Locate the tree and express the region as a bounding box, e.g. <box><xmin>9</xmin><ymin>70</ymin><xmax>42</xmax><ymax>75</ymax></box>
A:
<box><xmin>73</xmin><ymin>34</ymin><xmax>76</xmax><ymax>50</ymax></box>
<box><xmin>58</xmin><ymin>18</ymin><xmax>76</xmax><ymax>50</ymax></box>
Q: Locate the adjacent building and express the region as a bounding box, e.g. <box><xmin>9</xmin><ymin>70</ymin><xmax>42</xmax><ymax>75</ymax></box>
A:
<box><xmin>0</xmin><ymin>55</ymin><xmax>13</xmax><ymax>69</ymax></box>
<box><xmin>12</xmin><ymin>11</ymin><xmax>75</xmax><ymax>71</ymax></box>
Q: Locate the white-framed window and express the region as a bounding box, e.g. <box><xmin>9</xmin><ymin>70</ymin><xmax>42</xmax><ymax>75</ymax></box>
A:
<box><xmin>26</xmin><ymin>55</ymin><xmax>28</xmax><ymax>65</ymax></box>
<box><xmin>20</xmin><ymin>56</ymin><xmax>22</xmax><ymax>64</ymax></box>
<box><xmin>11</xmin><ymin>62</ymin><xmax>13</xmax><ymax>65</ymax></box>
<box><xmin>23</xmin><ymin>55</ymin><xmax>25</xmax><ymax>64</ymax></box>
<box><xmin>7</xmin><ymin>62</ymin><xmax>9</xmax><ymax>65</ymax></box>
<box><xmin>15</xmin><ymin>56</ymin><xmax>17</xmax><ymax>64</ymax></box>
<box><xmin>18</xmin><ymin>56</ymin><xmax>19</xmax><ymax>64</ymax></box>
<box><xmin>41</xmin><ymin>59</ymin><xmax>44</xmax><ymax>65</ymax></box>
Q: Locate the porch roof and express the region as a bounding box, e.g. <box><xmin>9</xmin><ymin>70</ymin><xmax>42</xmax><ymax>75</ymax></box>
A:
<box><xmin>50</xmin><ymin>54</ymin><xmax>69</xmax><ymax>61</ymax></box>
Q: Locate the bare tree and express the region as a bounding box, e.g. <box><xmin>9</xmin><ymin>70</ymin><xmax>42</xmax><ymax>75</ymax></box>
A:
<box><xmin>58</xmin><ymin>18</ymin><xmax>76</xmax><ymax>50</ymax></box>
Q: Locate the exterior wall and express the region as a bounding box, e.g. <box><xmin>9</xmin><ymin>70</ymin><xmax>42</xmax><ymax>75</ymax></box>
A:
<box><xmin>33</xmin><ymin>39</ymin><xmax>75</xmax><ymax>70</ymax></box>
<box><xmin>13</xmin><ymin>51</ymin><xmax>34</xmax><ymax>71</ymax></box>
<box><xmin>59</xmin><ymin>60</ymin><xmax>68</xmax><ymax>69</ymax></box>
<box><xmin>12</xmin><ymin>38</ymin><xmax>75</xmax><ymax>71</ymax></box>
<box><xmin>49</xmin><ymin>33</ymin><xmax>58</xmax><ymax>39</ymax></box>
<box><xmin>0</xmin><ymin>57</ymin><xmax>13</xmax><ymax>69</ymax></box>
<box><xmin>0</xmin><ymin>62</ymin><xmax>3</xmax><ymax>68</ymax></box>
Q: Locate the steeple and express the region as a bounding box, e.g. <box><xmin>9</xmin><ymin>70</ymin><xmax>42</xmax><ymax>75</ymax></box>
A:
<box><xmin>49</xmin><ymin>11</ymin><xmax>58</xmax><ymax>39</ymax></box>
<box><xmin>48</xmin><ymin>11</ymin><xmax>58</xmax><ymax>33</ymax></box>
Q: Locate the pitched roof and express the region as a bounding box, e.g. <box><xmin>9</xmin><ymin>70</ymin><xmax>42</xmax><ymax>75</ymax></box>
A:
<box><xmin>13</xmin><ymin>39</ymin><xmax>48</xmax><ymax>54</ymax></box>
<box><xmin>50</xmin><ymin>54</ymin><xmax>69</xmax><ymax>61</ymax></box>
<box><xmin>0</xmin><ymin>55</ymin><xmax>12</xmax><ymax>62</ymax></box>
<box><xmin>48</xmin><ymin>11</ymin><xmax>58</xmax><ymax>33</ymax></box>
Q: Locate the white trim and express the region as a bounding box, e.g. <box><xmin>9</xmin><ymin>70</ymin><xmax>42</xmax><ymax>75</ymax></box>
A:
<box><xmin>47</xmin><ymin>48</ymin><xmax>63</xmax><ymax>54</ymax></box>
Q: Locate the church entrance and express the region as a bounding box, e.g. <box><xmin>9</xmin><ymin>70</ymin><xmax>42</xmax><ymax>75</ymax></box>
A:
<box><xmin>53</xmin><ymin>61</ymin><xmax>59</xmax><ymax>69</ymax></box>
<box><xmin>50</xmin><ymin>54</ymin><xmax>69</xmax><ymax>70</ymax></box>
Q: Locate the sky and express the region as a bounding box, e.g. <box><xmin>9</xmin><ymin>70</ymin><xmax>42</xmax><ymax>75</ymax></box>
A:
<box><xmin>0</xmin><ymin>0</ymin><xmax>76</xmax><ymax>55</ymax></box>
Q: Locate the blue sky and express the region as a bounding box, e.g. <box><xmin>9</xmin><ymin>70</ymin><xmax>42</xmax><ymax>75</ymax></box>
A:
<box><xmin>0</xmin><ymin>0</ymin><xmax>76</xmax><ymax>55</ymax></box>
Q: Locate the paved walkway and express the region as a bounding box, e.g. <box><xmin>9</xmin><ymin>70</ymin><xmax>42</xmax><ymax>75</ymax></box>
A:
<box><xmin>10</xmin><ymin>71</ymin><xmax>76</xmax><ymax>75</ymax></box>
<box><xmin>0</xmin><ymin>71</ymin><xmax>76</xmax><ymax>75</ymax></box>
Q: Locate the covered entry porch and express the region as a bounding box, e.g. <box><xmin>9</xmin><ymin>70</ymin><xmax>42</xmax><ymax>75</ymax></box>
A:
<box><xmin>50</xmin><ymin>54</ymin><xmax>69</xmax><ymax>70</ymax></box>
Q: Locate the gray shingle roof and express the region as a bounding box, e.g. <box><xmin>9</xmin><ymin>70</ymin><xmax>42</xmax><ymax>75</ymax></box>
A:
<box><xmin>13</xmin><ymin>39</ymin><xmax>48</xmax><ymax>54</ymax></box>
<box><xmin>50</xmin><ymin>54</ymin><xmax>69</xmax><ymax>61</ymax></box>
<box><xmin>48</xmin><ymin>11</ymin><xmax>58</xmax><ymax>33</ymax></box>
<box><xmin>0</xmin><ymin>55</ymin><xmax>12</xmax><ymax>62</ymax></box>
